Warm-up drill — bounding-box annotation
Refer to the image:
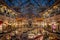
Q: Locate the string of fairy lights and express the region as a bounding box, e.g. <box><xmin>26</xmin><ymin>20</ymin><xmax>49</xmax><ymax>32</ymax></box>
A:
<box><xmin>0</xmin><ymin>5</ymin><xmax>17</xmax><ymax>18</ymax></box>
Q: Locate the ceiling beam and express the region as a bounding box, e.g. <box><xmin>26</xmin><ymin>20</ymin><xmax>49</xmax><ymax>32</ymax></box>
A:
<box><xmin>39</xmin><ymin>0</ymin><xmax>60</xmax><ymax>16</ymax></box>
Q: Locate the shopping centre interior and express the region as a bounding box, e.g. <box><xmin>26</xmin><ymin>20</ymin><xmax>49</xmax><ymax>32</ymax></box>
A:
<box><xmin>0</xmin><ymin>0</ymin><xmax>60</xmax><ymax>40</ymax></box>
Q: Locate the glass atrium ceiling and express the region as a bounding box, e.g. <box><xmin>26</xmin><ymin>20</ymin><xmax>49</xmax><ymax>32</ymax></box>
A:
<box><xmin>4</xmin><ymin>0</ymin><xmax>55</xmax><ymax>15</ymax></box>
